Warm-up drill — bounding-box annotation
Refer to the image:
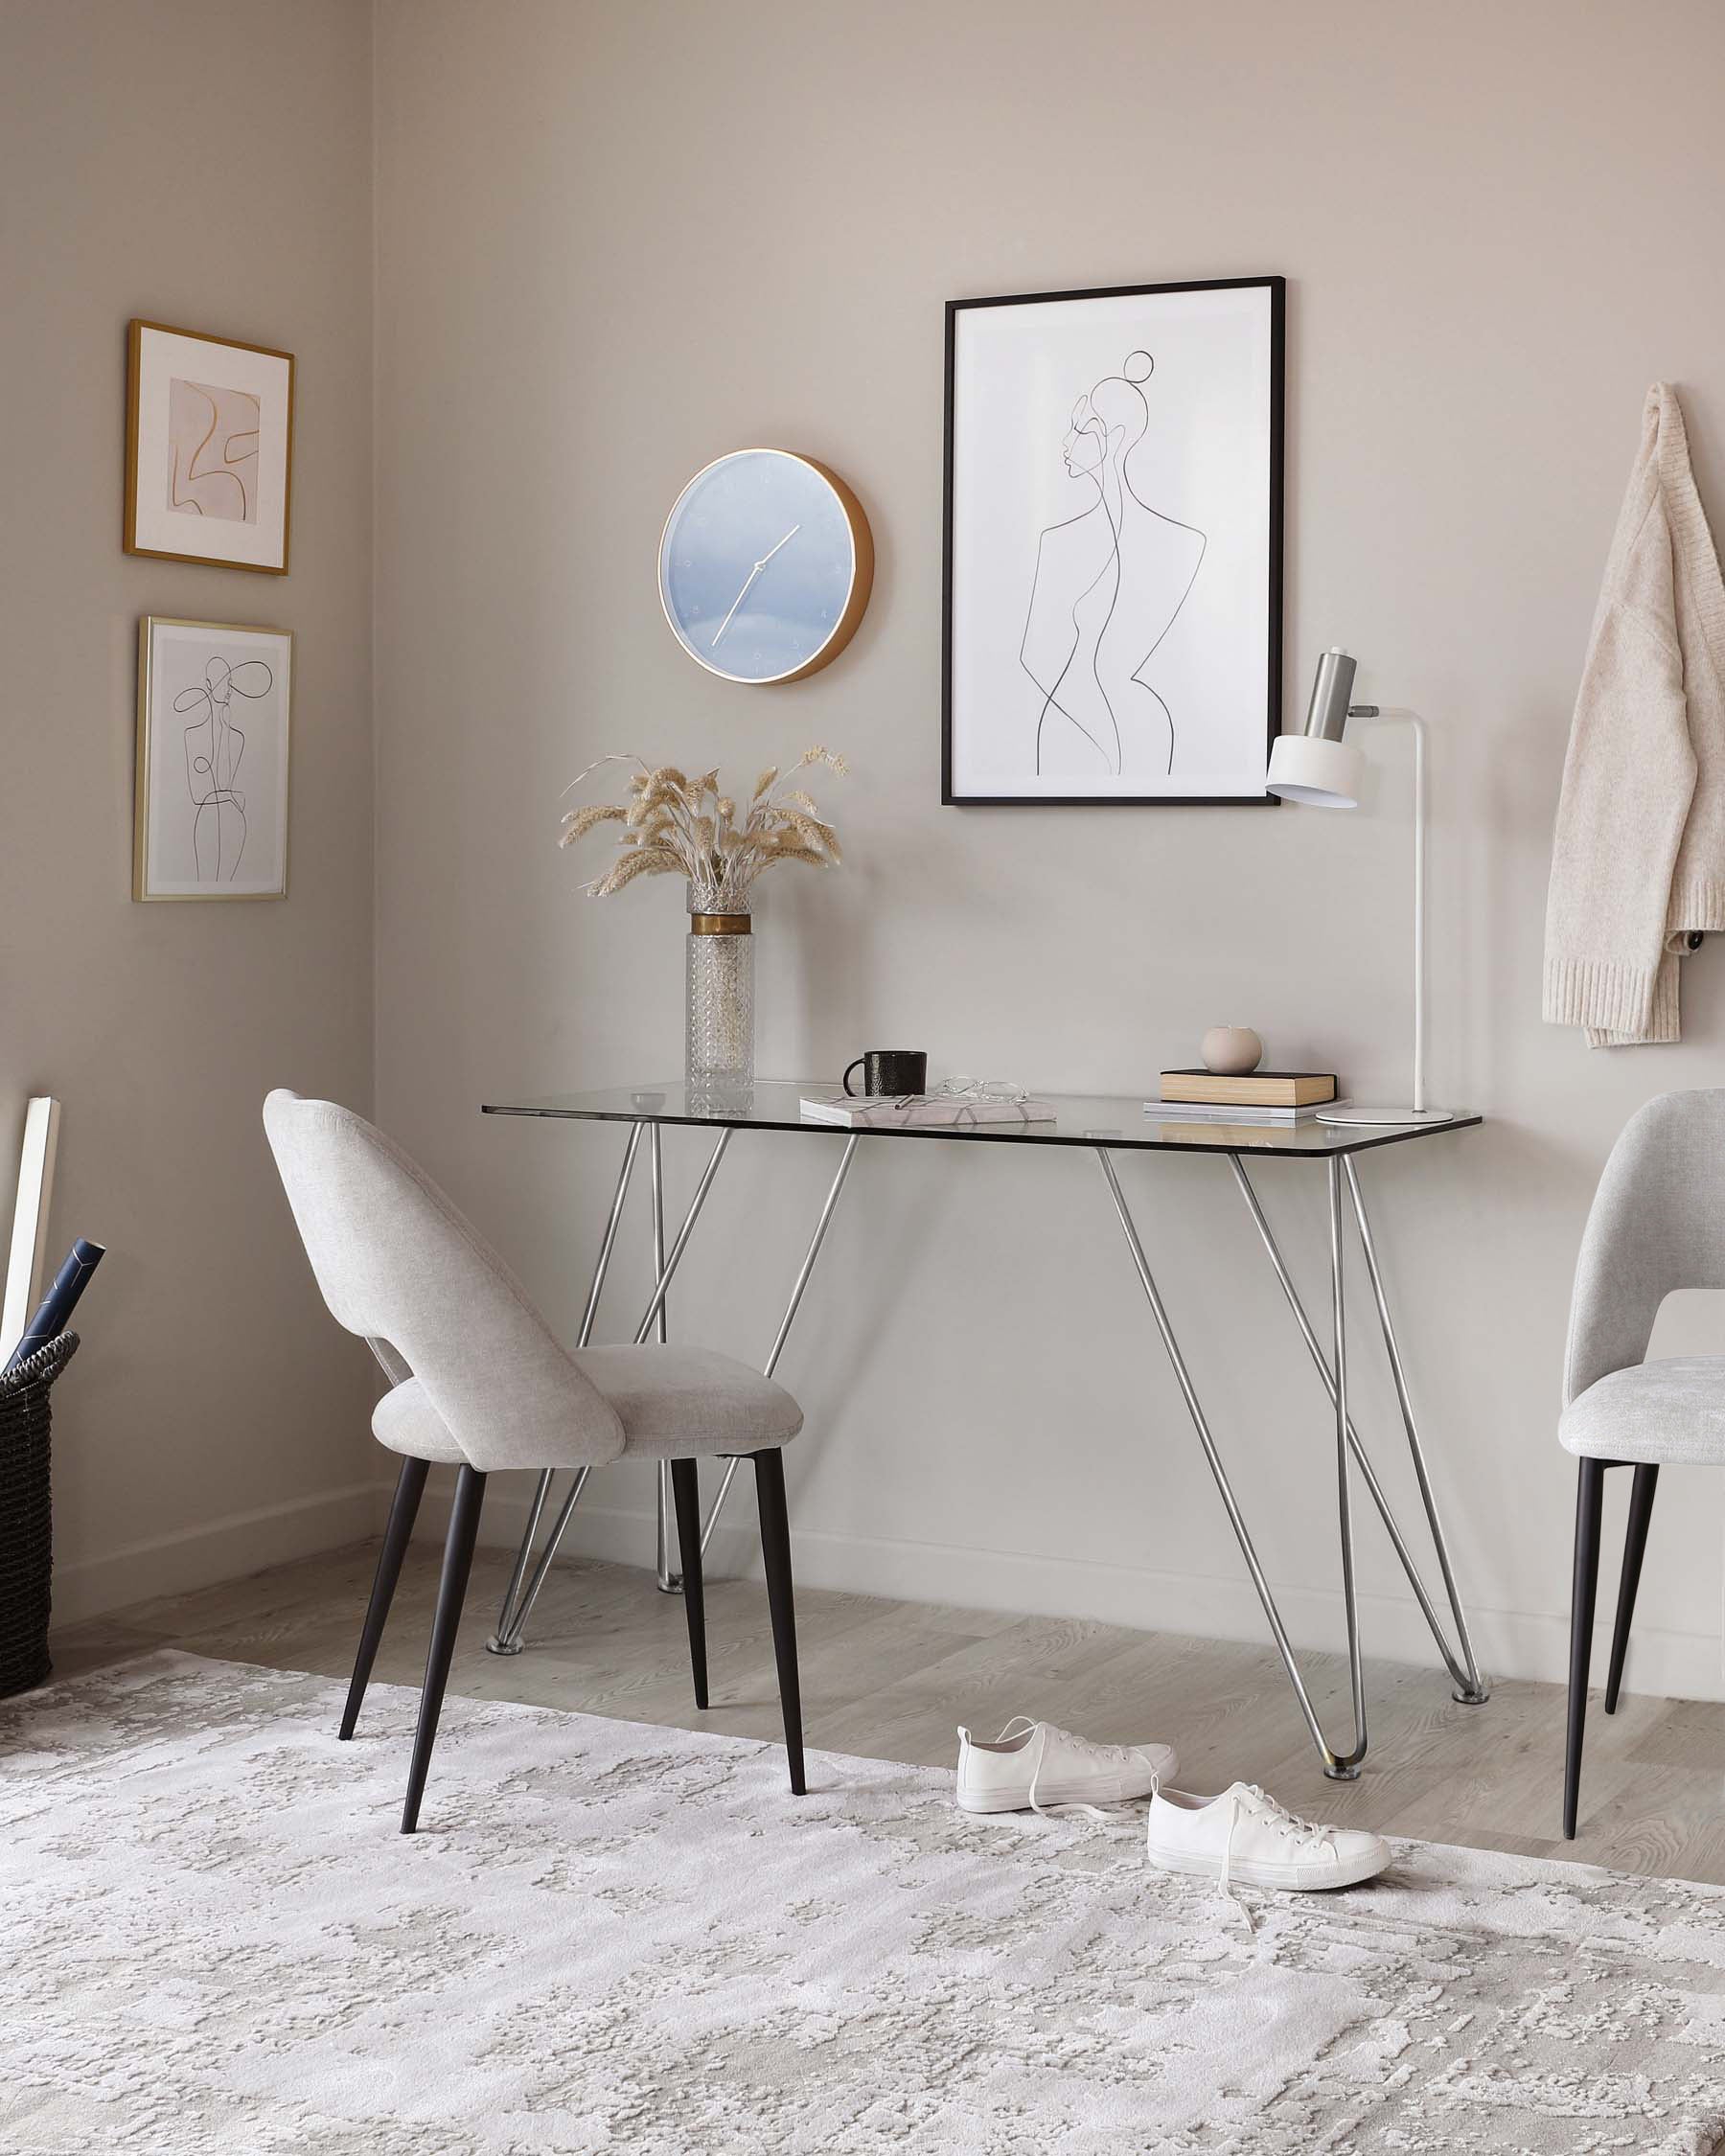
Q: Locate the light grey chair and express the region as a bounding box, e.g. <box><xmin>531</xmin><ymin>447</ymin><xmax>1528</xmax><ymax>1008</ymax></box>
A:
<box><xmin>1560</xmin><ymin>1088</ymin><xmax>1725</xmax><ymax>1838</ymax></box>
<box><xmin>263</xmin><ymin>1089</ymin><xmax>807</xmax><ymax>1832</ymax></box>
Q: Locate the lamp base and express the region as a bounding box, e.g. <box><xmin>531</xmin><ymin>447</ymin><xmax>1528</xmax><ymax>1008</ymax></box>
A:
<box><xmin>1318</xmin><ymin>1104</ymin><xmax>1455</xmax><ymax>1128</ymax></box>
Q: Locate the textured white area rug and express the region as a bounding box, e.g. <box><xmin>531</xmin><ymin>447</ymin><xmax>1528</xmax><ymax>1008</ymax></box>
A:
<box><xmin>6</xmin><ymin>1654</ymin><xmax>1725</xmax><ymax>2154</ymax></box>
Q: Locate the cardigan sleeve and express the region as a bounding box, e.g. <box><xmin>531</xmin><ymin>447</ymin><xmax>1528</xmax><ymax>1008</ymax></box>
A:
<box><xmin>1543</xmin><ymin>504</ymin><xmax>1696</xmax><ymax>1042</ymax></box>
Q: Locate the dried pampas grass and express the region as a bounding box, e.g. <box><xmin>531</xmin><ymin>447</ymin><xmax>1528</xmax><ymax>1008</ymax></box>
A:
<box><xmin>560</xmin><ymin>747</ymin><xmax>847</xmax><ymax>909</ymax></box>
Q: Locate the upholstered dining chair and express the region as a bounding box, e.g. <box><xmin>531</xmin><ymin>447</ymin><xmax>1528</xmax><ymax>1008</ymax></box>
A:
<box><xmin>263</xmin><ymin>1089</ymin><xmax>807</xmax><ymax>1833</ymax></box>
<box><xmin>1561</xmin><ymin>1089</ymin><xmax>1725</xmax><ymax>1839</ymax></box>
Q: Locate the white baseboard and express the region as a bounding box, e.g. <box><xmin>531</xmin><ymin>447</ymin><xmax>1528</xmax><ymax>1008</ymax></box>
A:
<box><xmin>53</xmin><ymin>1479</ymin><xmax>384</xmax><ymax>1627</ymax></box>
<box><xmin>420</xmin><ymin>1477</ymin><xmax>1725</xmax><ymax>1706</ymax></box>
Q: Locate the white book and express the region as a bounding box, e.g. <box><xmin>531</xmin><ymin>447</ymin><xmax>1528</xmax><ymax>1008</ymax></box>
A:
<box><xmin>1142</xmin><ymin>1098</ymin><xmax>1344</xmax><ymax>1126</ymax></box>
<box><xmin>800</xmin><ymin>1091</ymin><xmax>1056</xmax><ymax>1129</ymax></box>
<box><xmin>2</xmin><ymin>1097</ymin><xmax>61</xmax><ymax>1365</ymax></box>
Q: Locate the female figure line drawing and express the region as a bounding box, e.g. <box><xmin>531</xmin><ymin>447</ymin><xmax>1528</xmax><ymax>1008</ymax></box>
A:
<box><xmin>175</xmin><ymin>654</ymin><xmax>272</xmax><ymax>881</ymax></box>
<box><xmin>1019</xmin><ymin>351</ymin><xmax>1207</xmax><ymax>779</ymax></box>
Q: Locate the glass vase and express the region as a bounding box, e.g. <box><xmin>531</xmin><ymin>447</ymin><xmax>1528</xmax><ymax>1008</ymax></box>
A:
<box><xmin>686</xmin><ymin>904</ymin><xmax>754</xmax><ymax>1112</ymax></box>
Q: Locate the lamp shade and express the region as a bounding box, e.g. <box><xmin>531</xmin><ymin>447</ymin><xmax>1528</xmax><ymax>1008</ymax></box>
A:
<box><xmin>1266</xmin><ymin>731</ymin><xmax>1362</xmax><ymax>808</ymax></box>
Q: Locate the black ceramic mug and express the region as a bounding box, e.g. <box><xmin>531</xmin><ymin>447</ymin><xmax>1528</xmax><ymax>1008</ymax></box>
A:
<box><xmin>842</xmin><ymin>1049</ymin><xmax>928</xmax><ymax>1097</ymax></box>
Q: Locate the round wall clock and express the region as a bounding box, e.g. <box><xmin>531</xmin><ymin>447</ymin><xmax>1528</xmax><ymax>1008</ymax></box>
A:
<box><xmin>657</xmin><ymin>449</ymin><xmax>873</xmax><ymax>684</ymax></box>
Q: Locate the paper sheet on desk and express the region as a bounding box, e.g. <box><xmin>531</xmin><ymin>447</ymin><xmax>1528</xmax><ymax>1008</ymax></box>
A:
<box><xmin>798</xmin><ymin>1091</ymin><xmax>1057</xmax><ymax>1129</ymax></box>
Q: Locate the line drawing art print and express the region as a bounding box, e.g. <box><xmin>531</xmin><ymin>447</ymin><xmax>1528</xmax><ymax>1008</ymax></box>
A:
<box><xmin>1021</xmin><ymin>351</ymin><xmax>1207</xmax><ymax>780</ymax></box>
<box><xmin>167</xmin><ymin>378</ymin><xmax>262</xmax><ymax>525</ymax></box>
<box><xmin>174</xmin><ymin>654</ymin><xmax>273</xmax><ymax>881</ymax></box>
<box><xmin>126</xmin><ymin>322</ymin><xmax>294</xmax><ymax>573</ymax></box>
<box><xmin>944</xmin><ymin>278</ymin><xmax>1283</xmax><ymax>806</ymax></box>
<box><xmin>135</xmin><ymin>619</ymin><xmax>291</xmax><ymax>901</ymax></box>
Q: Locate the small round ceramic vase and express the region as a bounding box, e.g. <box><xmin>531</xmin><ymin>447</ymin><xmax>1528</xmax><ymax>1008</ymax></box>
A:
<box><xmin>1201</xmin><ymin>1026</ymin><xmax>1263</xmax><ymax>1076</ymax></box>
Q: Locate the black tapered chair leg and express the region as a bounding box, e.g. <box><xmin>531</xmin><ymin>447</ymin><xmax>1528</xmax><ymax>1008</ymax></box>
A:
<box><xmin>402</xmin><ymin>1464</ymin><xmax>486</xmax><ymax>1835</ymax></box>
<box><xmin>752</xmin><ymin>1448</ymin><xmax>805</xmax><ymax>1796</ymax></box>
<box><xmin>341</xmin><ymin>1455</ymin><xmax>430</xmax><ymax>1740</ymax></box>
<box><xmin>1604</xmin><ymin>1462</ymin><xmax>1659</xmax><ymax>1715</ymax></box>
<box><xmin>1563</xmin><ymin>1456</ymin><xmax>1607</xmax><ymax>1840</ymax></box>
<box><xmin>671</xmin><ymin>1457</ymin><xmax>707</xmax><ymax>1709</ymax></box>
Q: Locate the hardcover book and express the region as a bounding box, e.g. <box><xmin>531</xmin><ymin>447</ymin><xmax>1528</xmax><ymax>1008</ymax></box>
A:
<box><xmin>1159</xmin><ymin>1069</ymin><xmax>1337</xmax><ymax>1108</ymax></box>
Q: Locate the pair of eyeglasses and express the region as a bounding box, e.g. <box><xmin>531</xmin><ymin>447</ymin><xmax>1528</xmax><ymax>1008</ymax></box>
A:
<box><xmin>934</xmin><ymin>1075</ymin><xmax>1028</xmax><ymax>1105</ymax></box>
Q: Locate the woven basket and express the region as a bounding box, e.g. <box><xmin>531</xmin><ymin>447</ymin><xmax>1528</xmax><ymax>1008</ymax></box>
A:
<box><xmin>0</xmin><ymin>1331</ymin><xmax>77</xmax><ymax>1698</ymax></box>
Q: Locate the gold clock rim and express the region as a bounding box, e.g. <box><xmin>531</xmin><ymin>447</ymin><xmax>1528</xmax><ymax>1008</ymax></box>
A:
<box><xmin>656</xmin><ymin>447</ymin><xmax>873</xmax><ymax>686</ymax></box>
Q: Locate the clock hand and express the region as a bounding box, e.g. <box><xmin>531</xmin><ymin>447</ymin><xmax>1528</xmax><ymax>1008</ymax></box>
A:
<box><xmin>711</xmin><ymin>563</ymin><xmax>764</xmax><ymax>649</ymax></box>
<box><xmin>710</xmin><ymin>525</ymin><xmax>803</xmax><ymax>648</ymax></box>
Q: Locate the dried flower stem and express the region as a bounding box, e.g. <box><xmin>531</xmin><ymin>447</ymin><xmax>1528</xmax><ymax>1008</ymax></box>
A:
<box><xmin>559</xmin><ymin>747</ymin><xmax>847</xmax><ymax>909</ymax></box>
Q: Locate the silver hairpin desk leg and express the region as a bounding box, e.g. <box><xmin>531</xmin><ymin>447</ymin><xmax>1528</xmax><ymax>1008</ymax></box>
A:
<box><xmin>701</xmin><ymin>1133</ymin><xmax>862</xmax><ymax>1556</ymax></box>
<box><xmin>1097</xmin><ymin>1147</ymin><xmax>1367</xmax><ymax>1779</ymax></box>
<box><xmin>1327</xmin><ymin>1156</ymin><xmax>1368</xmax><ymax>1778</ymax></box>
<box><xmin>490</xmin><ymin>1122</ymin><xmax>732</xmax><ymax>1650</ymax></box>
<box><xmin>1231</xmin><ymin>1155</ymin><xmax>1486</xmax><ymax>1704</ymax></box>
<box><xmin>489</xmin><ymin>1120</ymin><xmax>645</xmax><ymax>1655</ymax></box>
<box><xmin>1344</xmin><ymin>1154</ymin><xmax>1487</xmax><ymax>1704</ymax></box>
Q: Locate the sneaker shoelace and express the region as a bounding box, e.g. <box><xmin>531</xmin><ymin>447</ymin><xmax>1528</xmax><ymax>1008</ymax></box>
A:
<box><xmin>1216</xmin><ymin>1785</ymin><xmax>1338</xmax><ymax>1931</ymax></box>
<box><xmin>992</xmin><ymin>1717</ymin><xmax>1158</xmax><ymax>1822</ymax></box>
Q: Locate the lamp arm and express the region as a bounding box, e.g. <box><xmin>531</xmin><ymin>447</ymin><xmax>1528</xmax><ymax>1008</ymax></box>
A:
<box><xmin>1346</xmin><ymin>704</ymin><xmax>1428</xmax><ymax>1116</ymax></box>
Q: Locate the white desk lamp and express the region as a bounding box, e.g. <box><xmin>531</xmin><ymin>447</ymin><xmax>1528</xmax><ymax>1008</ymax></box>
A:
<box><xmin>1266</xmin><ymin>649</ymin><xmax>1452</xmax><ymax>1127</ymax></box>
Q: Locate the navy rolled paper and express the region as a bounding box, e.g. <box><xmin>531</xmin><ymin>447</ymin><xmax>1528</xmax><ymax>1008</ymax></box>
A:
<box><xmin>4</xmin><ymin>1239</ymin><xmax>104</xmax><ymax>1376</ymax></box>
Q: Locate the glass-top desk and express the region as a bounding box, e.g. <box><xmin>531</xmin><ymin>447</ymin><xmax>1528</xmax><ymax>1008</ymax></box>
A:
<box><xmin>480</xmin><ymin>1079</ymin><xmax>1488</xmax><ymax>1779</ymax></box>
<box><xmin>486</xmin><ymin>1078</ymin><xmax>1481</xmax><ymax>1158</ymax></box>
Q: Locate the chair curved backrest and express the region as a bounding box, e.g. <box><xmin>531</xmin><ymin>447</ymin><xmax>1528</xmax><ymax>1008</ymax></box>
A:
<box><xmin>1566</xmin><ymin>1089</ymin><xmax>1725</xmax><ymax>1405</ymax></box>
<box><xmin>263</xmin><ymin>1090</ymin><xmax>625</xmax><ymax>1471</ymax></box>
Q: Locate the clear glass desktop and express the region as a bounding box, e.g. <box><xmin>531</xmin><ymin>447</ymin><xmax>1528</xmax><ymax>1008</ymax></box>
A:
<box><xmin>482</xmin><ymin>1078</ymin><xmax>1480</xmax><ymax>1158</ymax></box>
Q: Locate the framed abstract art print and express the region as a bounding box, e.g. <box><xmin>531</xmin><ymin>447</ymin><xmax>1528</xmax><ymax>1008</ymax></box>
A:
<box><xmin>134</xmin><ymin>618</ymin><xmax>292</xmax><ymax>901</ymax></box>
<box><xmin>125</xmin><ymin>321</ymin><xmax>294</xmax><ymax>574</ymax></box>
<box><xmin>943</xmin><ymin>277</ymin><xmax>1283</xmax><ymax>806</ymax></box>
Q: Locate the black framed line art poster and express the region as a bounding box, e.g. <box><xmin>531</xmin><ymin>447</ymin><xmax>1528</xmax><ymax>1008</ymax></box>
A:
<box><xmin>943</xmin><ymin>277</ymin><xmax>1283</xmax><ymax>805</ymax></box>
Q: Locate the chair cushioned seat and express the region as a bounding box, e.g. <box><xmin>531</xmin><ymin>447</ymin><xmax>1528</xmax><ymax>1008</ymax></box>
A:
<box><xmin>372</xmin><ymin>1345</ymin><xmax>803</xmax><ymax>1466</ymax></box>
<box><xmin>1559</xmin><ymin>1356</ymin><xmax>1725</xmax><ymax>1464</ymax></box>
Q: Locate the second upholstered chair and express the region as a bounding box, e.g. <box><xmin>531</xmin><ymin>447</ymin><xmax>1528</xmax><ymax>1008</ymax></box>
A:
<box><xmin>1559</xmin><ymin>1089</ymin><xmax>1725</xmax><ymax>1839</ymax></box>
<box><xmin>263</xmin><ymin>1089</ymin><xmax>806</xmax><ymax>1832</ymax></box>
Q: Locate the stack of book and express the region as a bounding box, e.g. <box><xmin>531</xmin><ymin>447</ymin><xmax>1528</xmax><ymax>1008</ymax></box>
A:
<box><xmin>1144</xmin><ymin>1070</ymin><xmax>1341</xmax><ymax>1126</ymax></box>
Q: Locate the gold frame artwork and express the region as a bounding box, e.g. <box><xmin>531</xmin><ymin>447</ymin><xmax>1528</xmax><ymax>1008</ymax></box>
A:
<box><xmin>134</xmin><ymin>617</ymin><xmax>293</xmax><ymax>902</ymax></box>
<box><xmin>125</xmin><ymin>320</ymin><xmax>295</xmax><ymax>574</ymax></box>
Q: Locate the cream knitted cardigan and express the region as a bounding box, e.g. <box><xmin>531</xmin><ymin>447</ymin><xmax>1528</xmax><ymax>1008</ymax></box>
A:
<box><xmin>1544</xmin><ymin>383</ymin><xmax>1725</xmax><ymax>1045</ymax></box>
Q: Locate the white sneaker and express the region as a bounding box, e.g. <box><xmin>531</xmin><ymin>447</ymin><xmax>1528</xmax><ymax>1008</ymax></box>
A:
<box><xmin>1145</xmin><ymin>1781</ymin><xmax>1391</xmax><ymax>1892</ymax></box>
<box><xmin>955</xmin><ymin>1717</ymin><xmax>1178</xmax><ymax>1815</ymax></box>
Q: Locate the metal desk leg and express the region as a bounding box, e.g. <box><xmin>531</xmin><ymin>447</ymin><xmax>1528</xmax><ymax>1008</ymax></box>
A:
<box><xmin>701</xmin><ymin>1134</ymin><xmax>862</xmax><ymax>1557</ymax></box>
<box><xmin>1230</xmin><ymin>1156</ymin><xmax>1484</xmax><ymax>1700</ymax></box>
<box><xmin>639</xmin><ymin>1125</ymin><xmax>734</xmax><ymax>1591</ymax></box>
<box><xmin>1326</xmin><ymin>1156</ymin><xmax>1368</xmax><ymax>1779</ymax></box>
<box><xmin>490</xmin><ymin>1120</ymin><xmax>644</xmax><ymax>1655</ymax></box>
<box><xmin>1344</xmin><ymin>1155</ymin><xmax>1487</xmax><ymax>1704</ymax></box>
<box><xmin>493</xmin><ymin>1123</ymin><xmax>732</xmax><ymax>1650</ymax></box>
<box><xmin>1097</xmin><ymin>1148</ymin><xmax>1367</xmax><ymax>1779</ymax></box>
<box><xmin>632</xmin><ymin>1127</ymin><xmax>733</xmax><ymax>1345</ymax></box>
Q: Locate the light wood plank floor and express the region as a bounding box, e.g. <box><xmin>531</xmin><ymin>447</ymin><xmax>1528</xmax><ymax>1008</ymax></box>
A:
<box><xmin>51</xmin><ymin>1540</ymin><xmax>1725</xmax><ymax>1883</ymax></box>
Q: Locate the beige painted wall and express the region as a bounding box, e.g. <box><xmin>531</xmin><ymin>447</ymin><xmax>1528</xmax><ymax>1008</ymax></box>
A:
<box><xmin>370</xmin><ymin>0</ymin><xmax>1725</xmax><ymax>1694</ymax></box>
<box><xmin>0</xmin><ymin>0</ymin><xmax>378</xmax><ymax>1620</ymax></box>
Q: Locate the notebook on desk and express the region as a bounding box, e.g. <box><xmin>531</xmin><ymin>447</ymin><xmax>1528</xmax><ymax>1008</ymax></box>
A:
<box><xmin>1143</xmin><ymin>1099</ymin><xmax>1346</xmax><ymax>1126</ymax></box>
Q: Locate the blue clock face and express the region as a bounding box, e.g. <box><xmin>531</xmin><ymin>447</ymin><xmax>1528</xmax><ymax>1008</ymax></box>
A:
<box><xmin>658</xmin><ymin>450</ymin><xmax>864</xmax><ymax>683</ymax></box>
